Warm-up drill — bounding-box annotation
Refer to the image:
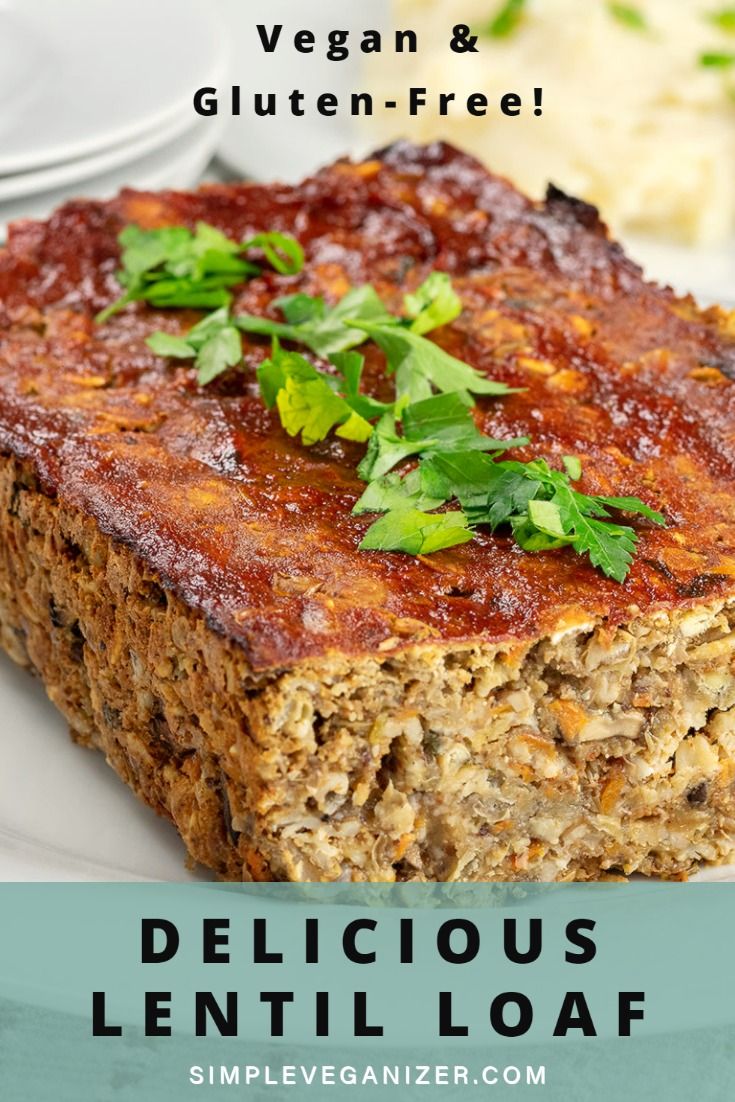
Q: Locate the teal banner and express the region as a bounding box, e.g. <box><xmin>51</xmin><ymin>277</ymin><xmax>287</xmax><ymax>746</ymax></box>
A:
<box><xmin>0</xmin><ymin>883</ymin><xmax>733</xmax><ymax>1100</ymax></box>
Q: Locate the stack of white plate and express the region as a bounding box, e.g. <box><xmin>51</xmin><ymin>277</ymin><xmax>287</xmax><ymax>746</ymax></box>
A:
<box><xmin>0</xmin><ymin>0</ymin><xmax>228</xmax><ymax>241</ymax></box>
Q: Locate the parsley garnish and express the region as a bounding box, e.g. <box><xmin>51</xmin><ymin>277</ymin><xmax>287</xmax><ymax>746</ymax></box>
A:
<box><xmin>352</xmin><ymin>469</ymin><xmax>444</xmax><ymax>516</ymax></box>
<box><xmin>608</xmin><ymin>3</ymin><xmax>649</xmax><ymax>30</ymax></box>
<box><xmin>240</xmin><ymin>272</ymin><xmax>519</xmax><ymax>402</ymax></box>
<box><xmin>237</xmin><ymin>285</ymin><xmax>391</xmax><ymax>357</ymax></box>
<box><xmin>403</xmin><ymin>270</ymin><xmax>463</xmax><ymax>334</ymax></box>
<box><xmin>100</xmin><ymin>223</ymin><xmax>665</xmax><ymax>581</ymax></box>
<box><xmin>411</xmin><ymin>452</ymin><xmax>665</xmax><ymax>582</ymax></box>
<box><xmin>350</xmin><ymin>317</ymin><xmax>517</xmax><ymax>403</ymax></box>
<box><xmin>359</xmin><ymin>509</ymin><xmax>473</xmax><ymax>555</ymax></box>
<box><xmin>484</xmin><ymin>0</ymin><xmax>527</xmax><ymax>38</ymax></box>
<box><xmin>708</xmin><ymin>8</ymin><xmax>735</xmax><ymax>32</ymax></box>
<box><xmin>96</xmin><ymin>224</ymin><xmax>304</xmax><ymax>323</ymax></box>
<box><xmin>357</xmin><ymin>394</ymin><xmax>527</xmax><ymax>482</ymax></box>
<box><xmin>700</xmin><ymin>50</ymin><xmax>735</xmax><ymax>66</ymax></box>
<box><xmin>257</xmin><ymin>341</ymin><xmax>372</xmax><ymax>445</ymax></box>
<box><xmin>146</xmin><ymin>307</ymin><xmax>243</xmax><ymax>386</ymax></box>
<box><xmin>241</xmin><ymin>232</ymin><xmax>305</xmax><ymax>275</ymax></box>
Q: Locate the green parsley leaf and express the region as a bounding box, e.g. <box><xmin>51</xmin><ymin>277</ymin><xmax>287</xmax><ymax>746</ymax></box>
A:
<box><xmin>402</xmin><ymin>391</ymin><xmax>527</xmax><ymax>453</ymax></box>
<box><xmin>277</xmin><ymin>378</ymin><xmax>371</xmax><ymax>446</ymax></box>
<box><xmin>404</xmin><ymin>272</ymin><xmax>462</xmax><ymax>336</ymax></box>
<box><xmin>562</xmin><ymin>454</ymin><xmax>582</xmax><ymax>481</ymax></box>
<box><xmin>359</xmin><ymin>509</ymin><xmax>473</xmax><ymax>555</ymax></box>
<box><xmin>700</xmin><ymin>50</ymin><xmax>735</xmax><ymax>66</ymax></box>
<box><xmin>349</xmin><ymin>319</ymin><xmax>519</xmax><ymax>403</ymax></box>
<box><xmin>352</xmin><ymin>469</ymin><xmax>444</xmax><ymax>515</ymax></box>
<box><xmin>484</xmin><ymin>0</ymin><xmax>527</xmax><ymax>38</ymax></box>
<box><xmin>277</xmin><ymin>293</ymin><xmax>326</xmax><ymax>325</ymax></box>
<box><xmin>510</xmin><ymin>514</ymin><xmax>573</xmax><ymax>552</ymax></box>
<box><xmin>357</xmin><ymin>396</ymin><xmax>524</xmax><ymax>482</ymax></box>
<box><xmin>526</xmin><ymin>468</ymin><xmax>664</xmax><ymax>580</ymax></box>
<box><xmin>502</xmin><ymin>460</ymin><xmax>665</xmax><ymax>527</ymax></box>
<box><xmin>255</xmin><ymin>347</ymin><xmax>286</xmax><ymax>407</ymax></box>
<box><xmin>527</xmin><ymin>498</ymin><xmax>567</xmax><ymax>539</ymax></box>
<box><xmin>549</xmin><ymin>482</ymin><xmax>638</xmax><ymax>583</ymax></box>
<box><xmin>461</xmin><ymin>460</ymin><xmax>544</xmax><ymax>528</ymax></box>
<box><xmin>329</xmin><ymin>351</ymin><xmax>395</xmax><ymax>420</ymax></box>
<box><xmin>284</xmin><ymin>283</ymin><xmax>393</xmax><ymax>349</ymax></box>
<box><xmin>417</xmin><ymin>453</ymin><xmax>664</xmax><ymax>581</ymax></box>
<box><xmin>97</xmin><ymin>223</ymin><xmax>254</xmax><ymax>322</ymax></box>
<box><xmin>418</xmin><ymin>452</ymin><xmax>539</xmax><ymax>529</ymax></box>
<box><xmin>145</xmin><ymin>332</ymin><xmax>197</xmax><ymax>359</ymax></box>
<box><xmin>608</xmin><ymin>3</ymin><xmax>648</xmax><ymax>31</ymax></box>
<box><xmin>96</xmin><ymin>223</ymin><xmax>303</xmax><ymax>323</ymax></box>
<box><xmin>146</xmin><ymin>307</ymin><xmax>245</xmax><ymax>385</ymax></box>
<box><xmin>707</xmin><ymin>8</ymin><xmax>735</xmax><ymax>32</ymax></box>
<box><xmin>117</xmin><ymin>225</ymin><xmax>190</xmax><ymax>278</ymax></box>
<box><xmin>196</xmin><ymin>326</ymin><xmax>243</xmax><ymax>385</ymax></box>
<box><xmin>257</xmin><ymin>341</ymin><xmax>372</xmax><ymax>446</ymax></box>
<box><xmin>140</xmin><ymin>280</ymin><xmax>235</xmax><ymax>312</ymax></box>
<box><xmin>357</xmin><ymin>413</ymin><xmax>428</xmax><ymax>481</ymax></box>
<box><xmin>584</xmin><ymin>494</ymin><xmax>665</xmax><ymax>525</ymax></box>
<box><xmin>237</xmin><ymin>285</ymin><xmax>392</xmax><ymax>357</ymax></box>
<box><xmin>241</xmin><ymin>232</ymin><xmax>305</xmax><ymax>275</ymax></box>
<box><xmin>418</xmin><ymin>449</ymin><xmax>486</xmax><ymax>502</ymax></box>
<box><xmin>240</xmin><ymin>274</ymin><xmax>516</xmax><ymax>406</ymax></box>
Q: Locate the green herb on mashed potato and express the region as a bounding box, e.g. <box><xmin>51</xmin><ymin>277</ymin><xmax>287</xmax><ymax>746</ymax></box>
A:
<box><xmin>708</xmin><ymin>8</ymin><xmax>735</xmax><ymax>32</ymax></box>
<box><xmin>483</xmin><ymin>0</ymin><xmax>526</xmax><ymax>38</ymax></box>
<box><xmin>367</xmin><ymin>1</ymin><xmax>735</xmax><ymax>244</ymax></box>
<box><xmin>608</xmin><ymin>3</ymin><xmax>648</xmax><ymax>30</ymax></box>
<box><xmin>699</xmin><ymin>50</ymin><xmax>735</xmax><ymax>66</ymax></box>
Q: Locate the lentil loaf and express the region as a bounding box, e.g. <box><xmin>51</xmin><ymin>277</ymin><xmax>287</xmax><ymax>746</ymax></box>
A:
<box><xmin>2</xmin><ymin>142</ymin><xmax>735</xmax><ymax>881</ymax></box>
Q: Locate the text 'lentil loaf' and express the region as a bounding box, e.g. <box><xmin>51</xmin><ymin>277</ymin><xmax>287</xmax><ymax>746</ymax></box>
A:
<box><xmin>2</xmin><ymin>142</ymin><xmax>735</xmax><ymax>882</ymax></box>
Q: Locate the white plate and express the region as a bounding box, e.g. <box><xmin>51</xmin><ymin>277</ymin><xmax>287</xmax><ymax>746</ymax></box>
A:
<box><xmin>623</xmin><ymin>233</ymin><xmax>735</xmax><ymax>308</ymax></box>
<box><xmin>0</xmin><ymin>116</ymin><xmax>225</xmax><ymax>242</ymax></box>
<box><xmin>0</xmin><ymin>107</ymin><xmax>210</xmax><ymax>205</ymax></box>
<box><xmin>0</xmin><ymin>656</ymin><xmax>199</xmax><ymax>882</ymax></box>
<box><xmin>0</xmin><ymin>0</ymin><xmax>226</xmax><ymax>175</ymax></box>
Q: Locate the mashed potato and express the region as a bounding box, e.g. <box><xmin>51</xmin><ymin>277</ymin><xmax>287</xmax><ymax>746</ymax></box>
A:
<box><xmin>366</xmin><ymin>0</ymin><xmax>735</xmax><ymax>243</ymax></box>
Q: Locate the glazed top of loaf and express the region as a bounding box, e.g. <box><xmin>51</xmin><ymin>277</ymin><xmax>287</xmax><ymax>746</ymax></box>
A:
<box><xmin>1</xmin><ymin>141</ymin><xmax>735</xmax><ymax>670</ymax></box>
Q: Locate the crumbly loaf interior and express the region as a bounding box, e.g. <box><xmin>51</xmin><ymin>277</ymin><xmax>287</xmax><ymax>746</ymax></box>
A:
<box><xmin>2</xmin><ymin>455</ymin><xmax>735</xmax><ymax>882</ymax></box>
